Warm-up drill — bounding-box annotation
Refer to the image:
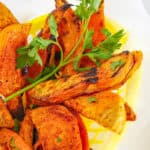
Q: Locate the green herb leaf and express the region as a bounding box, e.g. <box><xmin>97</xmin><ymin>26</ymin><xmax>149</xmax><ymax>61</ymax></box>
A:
<box><xmin>100</xmin><ymin>29</ymin><xmax>125</xmax><ymax>53</ymax></box>
<box><xmin>75</xmin><ymin>3</ymin><xmax>89</xmax><ymax>20</ymax></box>
<box><xmin>73</xmin><ymin>55</ymin><xmax>81</xmax><ymax>71</ymax></box>
<box><xmin>88</xmin><ymin>97</ymin><xmax>97</xmax><ymax>103</ymax></box>
<box><xmin>17</xmin><ymin>37</ymin><xmax>53</xmax><ymax>69</ymax></box>
<box><xmin>10</xmin><ymin>137</ymin><xmax>15</xmax><ymax>147</ymax></box>
<box><xmin>56</xmin><ymin>137</ymin><xmax>62</xmax><ymax>143</ymax></box>
<box><xmin>101</xmin><ymin>28</ymin><xmax>111</xmax><ymax>37</ymax></box>
<box><xmin>14</xmin><ymin>118</ymin><xmax>19</xmax><ymax>132</ymax></box>
<box><xmin>75</xmin><ymin>0</ymin><xmax>102</xmax><ymax>20</ymax></box>
<box><xmin>16</xmin><ymin>46</ymin><xmax>30</xmax><ymax>54</ymax></box>
<box><xmin>30</xmin><ymin>37</ymin><xmax>52</xmax><ymax>49</ymax></box>
<box><xmin>84</xmin><ymin>47</ymin><xmax>112</xmax><ymax>61</ymax></box>
<box><xmin>48</xmin><ymin>15</ymin><xmax>58</xmax><ymax>38</ymax></box>
<box><xmin>16</xmin><ymin>54</ymin><xmax>35</xmax><ymax>69</ymax></box>
<box><xmin>91</xmin><ymin>0</ymin><xmax>102</xmax><ymax>11</ymax></box>
<box><xmin>83</xmin><ymin>29</ymin><xmax>125</xmax><ymax>68</ymax></box>
<box><xmin>83</xmin><ymin>30</ymin><xmax>94</xmax><ymax>49</ymax></box>
<box><xmin>10</xmin><ymin>137</ymin><xmax>19</xmax><ymax>150</ymax></box>
<box><xmin>111</xmin><ymin>60</ymin><xmax>125</xmax><ymax>71</ymax></box>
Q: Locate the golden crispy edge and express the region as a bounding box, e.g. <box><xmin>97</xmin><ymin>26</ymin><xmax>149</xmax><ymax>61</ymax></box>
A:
<box><xmin>64</xmin><ymin>91</ymin><xmax>128</xmax><ymax>134</ymax></box>
<box><xmin>0</xmin><ymin>2</ymin><xmax>18</xmax><ymax>31</ymax></box>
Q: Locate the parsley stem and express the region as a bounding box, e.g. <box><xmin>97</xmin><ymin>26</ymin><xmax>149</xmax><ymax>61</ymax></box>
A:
<box><xmin>4</xmin><ymin>23</ymin><xmax>86</xmax><ymax>103</ymax></box>
<box><xmin>50</xmin><ymin>40</ymin><xmax>64</xmax><ymax>64</ymax></box>
<box><xmin>56</xmin><ymin>40</ymin><xmax>64</xmax><ymax>64</ymax></box>
<box><xmin>4</xmin><ymin>56</ymin><xmax>74</xmax><ymax>102</ymax></box>
<box><xmin>4</xmin><ymin>64</ymin><xmax>62</xmax><ymax>103</ymax></box>
<box><xmin>4</xmin><ymin>12</ymin><xmax>93</xmax><ymax>102</ymax></box>
<box><xmin>64</xmin><ymin>20</ymin><xmax>88</xmax><ymax>62</ymax></box>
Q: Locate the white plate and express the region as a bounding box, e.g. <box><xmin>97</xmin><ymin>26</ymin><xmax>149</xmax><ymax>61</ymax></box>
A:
<box><xmin>1</xmin><ymin>0</ymin><xmax>150</xmax><ymax>150</ymax></box>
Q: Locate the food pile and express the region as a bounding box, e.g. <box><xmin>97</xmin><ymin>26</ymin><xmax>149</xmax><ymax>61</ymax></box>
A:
<box><xmin>0</xmin><ymin>0</ymin><xmax>142</xmax><ymax>150</ymax></box>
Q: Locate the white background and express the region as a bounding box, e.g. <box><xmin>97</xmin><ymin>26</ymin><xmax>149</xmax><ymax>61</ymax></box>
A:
<box><xmin>1</xmin><ymin>0</ymin><xmax>150</xmax><ymax>149</ymax></box>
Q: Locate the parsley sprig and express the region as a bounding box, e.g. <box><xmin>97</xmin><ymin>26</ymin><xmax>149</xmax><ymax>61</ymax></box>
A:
<box><xmin>16</xmin><ymin>37</ymin><xmax>52</xmax><ymax>68</ymax></box>
<box><xmin>4</xmin><ymin>0</ymin><xmax>125</xmax><ymax>102</ymax></box>
<box><xmin>10</xmin><ymin>137</ymin><xmax>19</xmax><ymax>150</ymax></box>
<box><xmin>74</xmin><ymin>28</ymin><xmax>125</xmax><ymax>71</ymax></box>
<box><xmin>17</xmin><ymin>15</ymin><xmax>63</xmax><ymax>69</ymax></box>
<box><xmin>75</xmin><ymin>0</ymin><xmax>102</xmax><ymax>20</ymax></box>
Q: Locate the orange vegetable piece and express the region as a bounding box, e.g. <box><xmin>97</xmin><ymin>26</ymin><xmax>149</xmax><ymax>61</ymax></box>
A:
<box><xmin>64</xmin><ymin>91</ymin><xmax>135</xmax><ymax>134</ymax></box>
<box><xmin>59</xmin><ymin>1</ymin><xmax>105</xmax><ymax>75</ymax></box>
<box><xmin>0</xmin><ymin>2</ymin><xmax>18</xmax><ymax>31</ymax></box>
<box><xmin>19</xmin><ymin>110</ymin><xmax>33</xmax><ymax>148</ymax></box>
<box><xmin>31</xmin><ymin>105</ymin><xmax>83</xmax><ymax>150</ymax></box>
<box><xmin>27</xmin><ymin>51</ymin><xmax>142</xmax><ymax>105</ymax></box>
<box><xmin>0</xmin><ymin>99</ymin><xmax>14</xmax><ymax>128</ymax></box>
<box><xmin>0</xmin><ymin>128</ymin><xmax>32</xmax><ymax>150</ymax></box>
<box><xmin>0</xmin><ymin>24</ymin><xmax>31</xmax><ymax>116</ymax></box>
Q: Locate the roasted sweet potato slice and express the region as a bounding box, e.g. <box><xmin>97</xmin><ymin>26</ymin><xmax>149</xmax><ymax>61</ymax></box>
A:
<box><xmin>60</xmin><ymin>1</ymin><xmax>105</xmax><ymax>75</ymax></box>
<box><xmin>19</xmin><ymin>110</ymin><xmax>33</xmax><ymax>148</ymax></box>
<box><xmin>58</xmin><ymin>8</ymin><xmax>82</xmax><ymax>58</ymax></box>
<box><xmin>31</xmin><ymin>105</ymin><xmax>83</xmax><ymax>150</ymax></box>
<box><xmin>88</xmin><ymin>0</ymin><xmax>105</xmax><ymax>46</ymax></box>
<box><xmin>0</xmin><ymin>128</ymin><xmax>32</xmax><ymax>150</ymax></box>
<box><xmin>111</xmin><ymin>51</ymin><xmax>143</xmax><ymax>90</ymax></box>
<box><xmin>27</xmin><ymin>0</ymin><xmax>82</xmax><ymax>78</ymax></box>
<box><xmin>58</xmin><ymin>7</ymin><xmax>83</xmax><ymax>75</ymax></box>
<box><xmin>125</xmin><ymin>50</ymin><xmax>143</xmax><ymax>80</ymax></box>
<box><xmin>80</xmin><ymin>0</ymin><xmax>106</xmax><ymax>69</ymax></box>
<box><xmin>0</xmin><ymin>2</ymin><xmax>18</xmax><ymax>31</ymax></box>
<box><xmin>27</xmin><ymin>51</ymin><xmax>142</xmax><ymax>105</ymax></box>
<box><xmin>0</xmin><ymin>99</ymin><xmax>14</xmax><ymax>128</ymax></box>
<box><xmin>25</xmin><ymin>1</ymin><xmax>72</xmax><ymax>80</ymax></box>
<box><xmin>0</xmin><ymin>145</ymin><xmax>5</xmax><ymax>150</ymax></box>
<box><xmin>64</xmin><ymin>91</ymin><xmax>135</xmax><ymax>134</ymax></box>
<box><xmin>0</xmin><ymin>24</ymin><xmax>31</xmax><ymax>116</ymax></box>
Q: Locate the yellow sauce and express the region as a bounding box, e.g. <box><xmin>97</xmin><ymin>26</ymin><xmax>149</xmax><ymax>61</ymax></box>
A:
<box><xmin>29</xmin><ymin>15</ymin><xmax>141</xmax><ymax>150</ymax></box>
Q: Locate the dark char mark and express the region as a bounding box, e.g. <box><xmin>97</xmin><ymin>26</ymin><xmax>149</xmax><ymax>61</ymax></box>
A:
<box><xmin>50</xmin><ymin>34</ymin><xmax>56</xmax><ymax>41</ymax></box>
<box><xmin>83</xmin><ymin>68</ymin><xmax>97</xmax><ymax>77</ymax></box>
<box><xmin>60</xmin><ymin>18</ymin><xmax>69</xmax><ymax>36</ymax></box>
<box><xmin>63</xmin><ymin>75</ymin><xmax>70</xmax><ymax>82</ymax></box>
<box><xmin>122</xmin><ymin>50</ymin><xmax>129</xmax><ymax>55</ymax></box>
<box><xmin>36</xmin><ymin>145</ymin><xmax>43</xmax><ymax>150</ymax></box>
<box><xmin>33</xmin><ymin>127</ymin><xmax>39</xmax><ymax>145</ymax></box>
<box><xmin>55</xmin><ymin>51</ymin><xmax>61</xmax><ymax>61</ymax></box>
<box><xmin>73</xmin><ymin>17</ymin><xmax>81</xmax><ymax>31</ymax></box>
<box><xmin>84</xmin><ymin>77</ymin><xmax>99</xmax><ymax>84</ymax></box>
<box><xmin>10</xmin><ymin>99</ymin><xmax>25</xmax><ymax>121</ymax></box>
<box><xmin>46</xmin><ymin>35</ymin><xmax>57</xmax><ymax>65</ymax></box>
<box><xmin>61</xmin><ymin>4</ymin><xmax>74</xmax><ymax>11</ymax></box>
<box><xmin>37</xmin><ymin>29</ymin><xmax>43</xmax><ymax>37</ymax></box>
<box><xmin>22</xmin><ymin>66</ymin><xmax>29</xmax><ymax>75</ymax></box>
<box><xmin>111</xmin><ymin>64</ymin><xmax>125</xmax><ymax>78</ymax></box>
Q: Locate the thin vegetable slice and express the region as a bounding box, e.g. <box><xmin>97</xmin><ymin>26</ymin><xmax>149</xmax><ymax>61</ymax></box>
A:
<box><xmin>0</xmin><ymin>128</ymin><xmax>32</xmax><ymax>150</ymax></box>
<box><xmin>0</xmin><ymin>2</ymin><xmax>18</xmax><ymax>31</ymax></box>
<box><xmin>64</xmin><ymin>91</ymin><xmax>135</xmax><ymax>134</ymax></box>
<box><xmin>0</xmin><ymin>99</ymin><xmax>14</xmax><ymax>128</ymax></box>
<box><xmin>27</xmin><ymin>51</ymin><xmax>142</xmax><ymax>105</ymax></box>
<box><xmin>19</xmin><ymin>110</ymin><xmax>33</xmax><ymax>148</ymax></box>
<box><xmin>31</xmin><ymin>105</ymin><xmax>83</xmax><ymax>150</ymax></box>
<box><xmin>0</xmin><ymin>24</ymin><xmax>31</xmax><ymax>116</ymax></box>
